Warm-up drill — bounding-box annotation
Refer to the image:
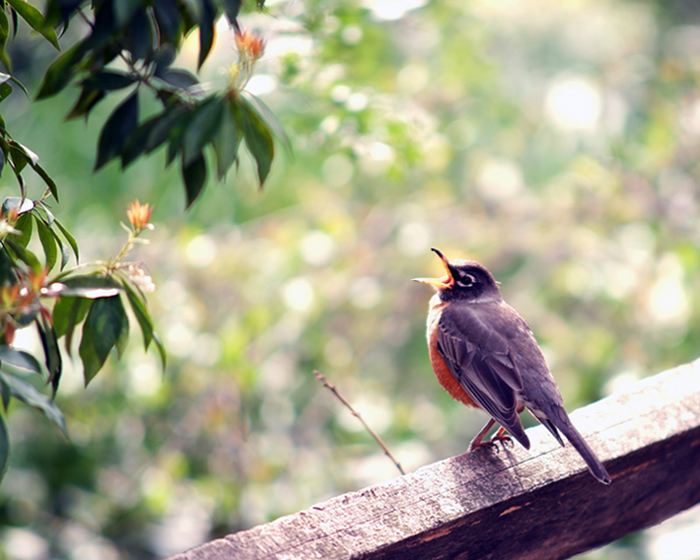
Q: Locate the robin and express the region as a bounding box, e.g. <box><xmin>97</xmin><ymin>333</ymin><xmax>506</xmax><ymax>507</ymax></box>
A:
<box><xmin>414</xmin><ymin>248</ymin><xmax>611</xmax><ymax>485</ymax></box>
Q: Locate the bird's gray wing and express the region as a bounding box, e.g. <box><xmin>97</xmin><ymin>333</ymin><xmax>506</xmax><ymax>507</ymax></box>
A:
<box><xmin>436</xmin><ymin>301</ymin><xmax>529</xmax><ymax>446</ymax></box>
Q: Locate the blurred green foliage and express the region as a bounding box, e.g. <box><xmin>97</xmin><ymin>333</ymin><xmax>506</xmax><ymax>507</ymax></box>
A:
<box><xmin>1</xmin><ymin>0</ymin><xmax>700</xmax><ymax>559</ymax></box>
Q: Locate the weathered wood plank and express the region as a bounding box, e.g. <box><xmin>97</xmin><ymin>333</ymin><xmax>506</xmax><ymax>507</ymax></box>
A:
<box><xmin>167</xmin><ymin>359</ymin><xmax>700</xmax><ymax>560</ymax></box>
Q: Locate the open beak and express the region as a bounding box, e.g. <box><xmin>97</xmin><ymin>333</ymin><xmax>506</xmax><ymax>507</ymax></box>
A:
<box><xmin>412</xmin><ymin>247</ymin><xmax>454</xmax><ymax>289</ymax></box>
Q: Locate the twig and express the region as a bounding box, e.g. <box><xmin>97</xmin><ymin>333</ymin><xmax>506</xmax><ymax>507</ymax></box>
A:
<box><xmin>313</xmin><ymin>370</ymin><xmax>405</xmax><ymax>476</ymax></box>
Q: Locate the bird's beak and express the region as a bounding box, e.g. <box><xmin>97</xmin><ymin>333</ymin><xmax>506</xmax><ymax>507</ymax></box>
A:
<box><xmin>412</xmin><ymin>247</ymin><xmax>455</xmax><ymax>289</ymax></box>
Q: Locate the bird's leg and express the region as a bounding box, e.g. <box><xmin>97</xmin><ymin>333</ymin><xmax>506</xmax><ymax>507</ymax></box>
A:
<box><xmin>489</xmin><ymin>426</ymin><xmax>513</xmax><ymax>448</ymax></box>
<box><xmin>469</xmin><ymin>418</ymin><xmax>496</xmax><ymax>451</ymax></box>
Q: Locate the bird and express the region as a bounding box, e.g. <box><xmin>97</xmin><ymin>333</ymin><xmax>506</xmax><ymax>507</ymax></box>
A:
<box><xmin>413</xmin><ymin>248</ymin><xmax>611</xmax><ymax>485</ymax></box>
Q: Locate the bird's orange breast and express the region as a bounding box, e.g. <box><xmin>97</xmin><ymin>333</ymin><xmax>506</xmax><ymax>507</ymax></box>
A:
<box><xmin>426</xmin><ymin>300</ymin><xmax>479</xmax><ymax>408</ymax></box>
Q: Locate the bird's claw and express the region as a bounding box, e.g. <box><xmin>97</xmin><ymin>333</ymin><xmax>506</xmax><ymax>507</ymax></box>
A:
<box><xmin>469</xmin><ymin>433</ymin><xmax>513</xmax><ymax>453</ymax></box>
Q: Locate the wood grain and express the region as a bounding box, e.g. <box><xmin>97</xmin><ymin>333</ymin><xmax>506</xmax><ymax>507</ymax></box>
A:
<box><xmin>166</xmin><ymin>359</ymin><xmax>700</xmax><ymax>560</ymax></box>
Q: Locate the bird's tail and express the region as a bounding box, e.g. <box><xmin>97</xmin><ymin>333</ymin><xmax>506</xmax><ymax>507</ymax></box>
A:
<box><xmin>538</xmin><ymin>407</ymin><xmax>611</xmax><ymax>485</ymax></box>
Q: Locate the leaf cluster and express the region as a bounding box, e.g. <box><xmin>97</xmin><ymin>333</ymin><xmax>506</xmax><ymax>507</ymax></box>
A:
<box><xmin>0</xmin><ymin>193</ymin><xmax>164</xmax><ymax>483</ymax></box>
<box><xmin>19</xmin><ymin>0</ymin><xmax>285</xmax><ymax>207</ymax></box>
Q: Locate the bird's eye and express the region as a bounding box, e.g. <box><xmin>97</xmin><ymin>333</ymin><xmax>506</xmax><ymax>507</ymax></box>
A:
<box><xmin>456</xmin><ymin>274</ymin><xmax>475</xmax><ymax>288</ymax></box>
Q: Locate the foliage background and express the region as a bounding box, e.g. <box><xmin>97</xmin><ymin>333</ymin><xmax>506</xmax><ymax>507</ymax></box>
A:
<box><xmin>2</xmin><ymin>0</ymin><xmax>700</xmax><ymax>558</ymax></box>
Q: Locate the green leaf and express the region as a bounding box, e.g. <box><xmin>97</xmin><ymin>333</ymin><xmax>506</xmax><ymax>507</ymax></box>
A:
<box><xmin>54</xmin><ymin>275</ymin><xmax>121</xmax><ymax>299</ymax></box>
<box><xmin>213</xmin><ymin>100</ymin><xmax>243</xmax><ymax>180</ymax></box>
<box><xmin>34</xmin><ymin>216</ymin><xmax>58</xmax><ymax>270</ymax></box>
<box><xmin>152</xmin><ymin>0</ymin><xmax>182</xmax><ymax>44</ymax></box>
<box><xmin>181</xmin><ymin>152</ymin><xmax>207</xmax><ymax>208</ymax></box>
<box><xmin>0</xmin><ymin>82</ymin><xmax>11</xmax><ymax>103</ymax></box>
<box><xmin>53</xmin><ymin>295</ymin><xmax>89</xmax><ymax>337</ymax></box>
<box><xmin>7</xmin><ymin>0</ymin><xmax>60</xmax><ymax>50</ymax></box>
<box><xmin>11</xmin><ymin>211</ymin><xmax>32</xmax><ymax>247</ymax></box>
<box><xmin>65</xmin><ymin>86</ymin><xmax>105</xmax><ymax>120</ymax></box>
<box><xmin>0</xmin><ymin>413</ymin><xmax>8</xmax><ymax>483</ymax></box>
<box><xmin>36</xmin><ymin>40</ymin><xmax>86</xmax><ymax>99</ymax></box>
<box><xmin>222</xmin><ymin>0</ymin><xmax>243</xmax><ymax>23</ymax></box>
<box><xmin>0</xmin><ymin>381</ymin><xmax>9</xmax><ymax>410</ymax></box>
<box><xmin>54</xmin><ymin>297</ymin><xmax>91</xmax><ymax>359</ymax></box>
<box><xmin>32</xmin><ymin>163</ymin><xmax>58</xmax><ymax>201</ymax></box>
<box><xmin>53</xmin><ymin>218</ymin><xmax>79</xmax><ymax>263</ymax></box>
<box><xmin>79</xmin><ymin>295</ymin><xmax>129</xmax><ymax>385</ymax></box>
<box><xmin>198</xmin><ymin>0</ymin><xmax>216</xmax><ymax>70</ymax></box>
<box><xmin>0</xmin><ymin>346</ymin><xmax>43</xmax><ymax>375</ymax></box>
<box><xmin>157</xmin><ymin>69</ymin><xmax>199</xmax><ymax>90</ymax></box>
<box><xmin>244</xmin><ymin>93</ymin><xmax>291</xmax><ymax>154</ymax></box>
<box><xmin>0</xmin><ymin>371</ymin><xmax>66</xmax><ymax>435</ymax></box>
<box><xmin>121</xmin><ymin>278</ymin><xmax>153</xmax><ymax>349</ymax></box>
<box><xmin>181</xmin><ymin>97</ymin><xmax>224</xmax><ymax>167</ymax></box>
<box><xmin>0</xmin><ymin>10</ymin><xmax>10</xmax><ymax>63</ymax></box>
<box><xmin>122</xmin><ymin>9</ymin><xmax>152</xmax><ymax>61</ymax></box>
<box><xmin>237</xmin><ymin>97</ymin><xmax>275</xmax><ymax>188</ymax></box>
<box><xmin>153</xmin><ymin>332</ymin><xmax>166</xmax><ymax>372</ymax></box>
<box><xmin>5</xmin><ymin>239</ymin><xmax>41</xmax><ymax>272</ymax></box>
<box><xmin>37</xmin><ymin>315</ymin><xmax>61</xmax><ymax>395</ymax></box>
<box><xmin>95</xmin><ymin>90</ymin><xmax>139</xmax><ymax>169</ymax></box>
<box><xmin>113</xmin><ymin>0</ymin><xmax>142</xmax><ymax>28</ymax></box>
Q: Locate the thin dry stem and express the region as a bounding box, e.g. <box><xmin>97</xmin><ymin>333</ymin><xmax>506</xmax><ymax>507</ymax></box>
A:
<box><xmin>314</xmin><ymin>370</ymin><xmax>405</xmax><ymax>476</ymax></box>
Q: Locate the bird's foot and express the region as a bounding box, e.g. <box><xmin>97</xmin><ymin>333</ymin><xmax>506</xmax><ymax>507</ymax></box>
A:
<box><xmin>468</xmin><ymin>432</ymin><xmax>512</xmax><ymax>453</ymax></box>
<box><xmin>490</xmin><ymin>432</ymin><xmax>513</xmax><ymax>448</ymax></box>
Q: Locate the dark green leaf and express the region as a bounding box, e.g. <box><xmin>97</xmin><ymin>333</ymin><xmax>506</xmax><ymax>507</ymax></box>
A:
<box><xmin>157</xmin><ymin>69</ymin><xmax>199</xmax><ymax>90</ymax></box>
<box><xmin>0</xmin><ymin>10</ymin><xmax>10</xmax><ymax>64</ymax></box>
<box><xmin>121</xmin><ymin>9</ymin><xmax>152</xmax><ymax>61</ymax></box>
<box><xmin>79</xmin><ymin>295</ymin><xmax>128</xmax><ymax>385</ymax></box>
<box><xmin>7</xmin><ymin>0</ymin><xmax>60</xmax><ymax>50</ymax></box>
<box><xmin>182</xmin><ymin>97</ymin><xmax>224</xmax><ymax>167</ymax></box>
<box><xmin>53</xmin><ymin>218</ymin><xmax>79</xmax><ymax>262</ymax></box>
<box><xmin>198</xmin><ymin>0</ymin><xmax>216</xmax><ymax>70</ymax></box>
<box><xmin>113</xmin><ymin>0</ymin><xmax>142</xmax><ymax>28</ymax></box>
<box><xmin>0</xmin><ymin>381</ymin><xmax>9</xmax><ymax>410</ymax></box>
<box><xmin>32</xmin><ymin>163</ymin><xmax>58</xmax><ymax>201</ymax></box>
<box><xmin>245</xmin><ymin>93</ymin><xmax>292</xmax><ymax>154</ymax></box>
<box><xmin>153</xmin><ymin>332</ymin><xmax>166</xmax><ymax>372</ymax></box>
<box><xmin>121</xmin><ymin>278</ymin><xmax>153</xmax><ymax>348</ymax></box>
<box><xmin>5</xmin><ymin>239</ymin><xmax>40</xmax><ymax>272</ymax></box>
<box><xmin>66</xmin><ymin>86</ymin><xmax>105</xmax><ymax>120</ymax></box>
<box><xmin>152</xmin><ymin>0</ymin><xmax>181</xmax><ymax>44</ymax></box>
<box><xmin>0</xmin><ymin>413</ymin><xmax>8</xmax><ymax>483</ymax></box>
<box><xmin>36</xmin><ymin>41</ymin><xmax>87</xmax><ymax>99</ymax></box>
<box><xmin>58</xmin><ymin>236</ymin><xmax>69</xmax><ymax>270</ymax></box>
<box><xmin>0</xmin><ymin>346</ymin><xmax>43</xmax><ymax>375</ymax></box>
<box><xmin>85</xmin><ymin>71</ymin><xmax>137</xmax><ymax>91</ymax></box>
<box><xmin>34</xmin><ymin>216</ymin><xmax>58</xmax><ymax>270</ymax></box>
<box><xmin>0</xmin><ymin>82</ymin><xmax>11</xmax><ymax>103</ymax></box>
<box><xmin>53</xmin><ymin>296</ymin><xmax>91</xmax><ymax>359</ymax></box>
<box><xmin>0</xmin><ymin>371</ymin><xmax>66</xmax><ymax>435</ymax></box>
<box><xmin>182</xmin><ymin>152</ymin><xmax>207</xmax><ymax>208</ymax></box>
<box><xmin>54</xmin><ymin>275</ymin><xmax>121</xmax><ymax>299</ymax></box>
<box><xmin>222</xmin><ymin>0</ymin><xmax>243</xmax><ymax>23</ymax></box>
<box><xmin>0</xmin><ymin>250</ymin><xmax>17</xmax><ymax>285</ymax></box>
<box><xmin>145</xmin><ymin>105</ymin><xmax>187</xmax><ymax>153</ymax></box>
<box><xmin>53</xmin><ymin>295</ymin><xmax>87</xmax><ymax>338</ymax></box>
<box><xmin>12</xmin><ymin>212</ymin><xmax>33</xmax><ymax>248</ymax></box>
<box><xmin>14</xmin><ymin>141</ymin><xmax>39</xmax><ymax>166</ymax></box>
<box><xmin>95</xmin><ymin>90</ymin><xmax>139</xmax><ymax>169</ymax></box>
<box><xmin>8</xmin><ymin>75</ymin><xmax>28</xmax><ymax>97</ymax></box>
<box><xmin>37</xmin><ymin>315</ymin><xmax>61</xmax><ymax>395</ymax></box>
<box><xmin>0</xmin><ymin>149</ymin><xmax>4</xmax><ymax>177</ymax></box>
<box><xmin>213</xmin><ymin>101</ymin><xmax>242</xmax><ymax>180</ymax></box>
<box><xmin>237</xmin><ymin>97</ymin><xmax>275</xmax><ymax>188</ymax></box>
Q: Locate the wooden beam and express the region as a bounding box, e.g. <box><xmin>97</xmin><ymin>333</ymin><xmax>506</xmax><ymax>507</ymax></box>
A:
<box><xmin>167</xmin><ymin>359</ymin><xmax>700</xmax><ymax>560</ymax></box>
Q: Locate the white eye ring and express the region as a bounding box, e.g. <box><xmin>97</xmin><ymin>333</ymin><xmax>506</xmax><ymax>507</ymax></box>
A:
<box><xmin>456</xmin><ymin>274</ymin><xmax>475</xmax><ymax>288</ymax></box>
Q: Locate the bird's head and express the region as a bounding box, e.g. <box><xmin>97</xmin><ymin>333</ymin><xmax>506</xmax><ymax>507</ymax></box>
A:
<box><xmin>413</xmin><ymin>248</ymin><xmax>502</xmax><ymax>302</ymax></box>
